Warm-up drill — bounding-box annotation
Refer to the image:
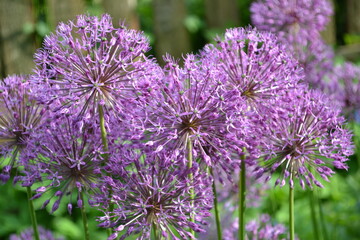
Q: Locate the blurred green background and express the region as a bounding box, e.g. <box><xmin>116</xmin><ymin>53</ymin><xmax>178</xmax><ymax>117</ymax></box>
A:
<box><xmin>1</xmin><ymin>0</ymin><xmax>360</xmax><ymax>239</ymax></box>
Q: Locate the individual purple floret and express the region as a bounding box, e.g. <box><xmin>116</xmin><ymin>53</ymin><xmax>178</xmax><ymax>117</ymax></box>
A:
<box><xmin>96</xmin><ymin>150</ymin><xmax>212</xmax><ymax>240</ymax></box>
<box><xmin>0</xmin><ymin>75</ymin><xmax>47</xmax><ymax>183</ymax></box>
<box><xmin>200</xmin><ymin>27</ymin><xmax>304</xmax><ymax>114</ymax></box>
<box><xmin>33</xmin><ymin>14</ymin><xmax>159</xmax><ymax>118</ymax></box>
<box><xmin>258</xmin><ymin>88</ymin><xmax>353</xmax><ymax>188</ymax></box>
<box><xmin>250</xmin><ymin>0</ymin><xmax>333</xmax><ymax>45</ymax></box>
<box><xmin>10</xmin><ymin>226</ymin><xmax>64</xmax><ymax>240</ymax></box>
<box><xmin>23</xmin><ymin>115</ymin><xmax>103</xmax><ymax>214</ymax></box>
<box><xmin>138</xmin><ymin>53</ymin><xmax>256</xmax><ymax>178</ymax></box>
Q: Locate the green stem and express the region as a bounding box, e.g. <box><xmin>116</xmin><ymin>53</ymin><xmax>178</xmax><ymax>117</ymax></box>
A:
<box><xmin>318</xmin><ymin>193</ymin><xmax>329</xmax><ymax>240</ymax></box>
<box><xmin>238</xmin><ymin>158</ymin><xmax>246</xmax><ymax>240</ymax></box>
<box><xmin>210</xmin><ymin>168</ymin><xmax>222</xmax><ymax>240</ymax></box>
<box><xmin>309</xmin><ymin>189</ymin><xmax>321</xmax><ymax>240</ymax></box>
<box><xmin>151</xmin><ymin>223</ymin><xmax>159</xmax><ymax>240</ymax></box>
<box><xmin>98</xmin><ymin>104</ymin><xmax>109</xmax><ymax>162</ymax></box>
<box><xmin>289</xmin><ymin>185</ymin><xmax>295</xmax><ymax>240</ymax></box>
<box><xmin>80</xmin><ymin>192</ymin><xmax>90</xmax><ymax>240</ymax></box>
<box><xmin>26</xmin><ymin>186</ymin><xmax>40</xmax><ymax>240</ymax></box>
<box><xmin>98</xmin><ymin>104</ymin><xmax>112</xmax><ymax>237</ymax></box>
<box><xmin>187</xmin><ymin>137</ymin><xmax>195</xmax><ymax>237</ymax></box>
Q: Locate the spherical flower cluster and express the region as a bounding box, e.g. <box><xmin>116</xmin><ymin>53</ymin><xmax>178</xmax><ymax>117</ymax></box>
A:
<box><xmin>328</xmin><ymin>62</ymin><xmax>360</xmax><ymax>118</ymax></box>
<box><xmin>33</xmin><ymin>14</ymin><xmax>159</xmax><ymax>118</ymax></box>
<box><xmin>97</xmin><ymin>150</ymin><xmax>212</xmax><ymax>240</ymax></box>
<box><xmin>0</xmin><ymin>75</ymin><xmax>47</xmax><ymax>183</ymax></box>
<box><xmin>25</xmin><ymin>115</ymin><xmax>103</xmax><ymax>214</ymax></box>
<box><xmin>250</xmin><ymin>0</ymin><xmax>333</xmax><ymax>44</ymax></box>
<box><xmin>250</xmin><ymin>0</ymin><xmax>335</xmax><ymax>89</ymax></box>
<box><xmin>10</xmin><ymin>226</ymin><xmax>64</xmax><ymax>240</ymax></box>
<box><xmin>139</xmin><ymin>54</ymin><xmax>254</xmax><ymax>177</ymax></box>
<box><xmin>258</xmin><ymin>89</ymin><xmax>353</xmax><ymax>188</ymax></box>
<box><xmin>200</xmin><ymin>27</ymin><xmax>303</xmax><ymax>114</ymax></box>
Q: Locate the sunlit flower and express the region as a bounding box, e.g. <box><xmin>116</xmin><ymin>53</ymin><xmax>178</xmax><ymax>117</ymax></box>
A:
<box><xmin>33</xmin><ymin>14</ymin><xmax>159</xmax><ymax>118</ymax></box>
<box><xmin>97</xmin><ymin>150</ymin><xmax>212</xmax><ymax>240</ymax></box>
<box><xmin>138</xmin><ymin>54</ymin><xmax>255</xmax><ymax>177</ymax></box>
<box><xmin>200</xmin><ymin>27</ymin><xmax>303</xmax><ymax>113</ymax></box>
<box><xmin>258</xmin><ymin>89</ymin><xmax>353</xmax><ymax>188</ymax></box>
<box><xmin>26</xmin><ymin>115</ymin><xmax>103</xmax><ymax>214</ymax></box>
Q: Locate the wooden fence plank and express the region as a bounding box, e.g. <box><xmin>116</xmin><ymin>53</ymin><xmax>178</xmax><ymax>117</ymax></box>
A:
<box><xmin>102</xmin><ymin>0</ymin><xmax>139</xmax><ymax>29</ymax></box>
<box><xmin>47</xmin><ymin>0</ymin><xmax>85</xmax><ymax>29</ymax></box>
<box><xmin>153</xmin><ymin>0</ymin><xmax>191</xmax><ymax>63</ymax></box>
<box><xmin>204</xmin><ymin>0</ymin><xmax>239</xmax><ymax>29</ymax></box>
<box><xmin>0</xmin><ymin>0</ymin><xmax>36</xmax><ymax>76</ymax></box>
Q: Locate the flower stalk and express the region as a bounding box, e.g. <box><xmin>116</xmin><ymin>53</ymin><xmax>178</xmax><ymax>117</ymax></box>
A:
<box><xmin>238</xmin><ymin>157</ymin><xmax>246</xmax><ymax>240</ymax></box>
<box><xmin>289</xmin><ymin>185</ymin><xmax>295</xmax><ymax>240</ymax></box>
<box><xmin>309</xmin><ymin>189</ymin><xmax>321</xmax><ymax>240</ymax></box>
<box><xmin>211</xmin><ymin>168</ymin><xmax>222</xmax><ymax>240</ymax></box>
<box><xmin>26</xmin><ymin>186</ymin><xmax>40</xmax><ymax>240</ymax></box>
<box><xmin>98</xmin><ymin>104</ymin><xmax>109</xmax><ymax>162</ymax></box>
<box><xmin>187</xmin><ymin>137</ymin><xmax>195</xmax><ymax>237</ymax></box>
<box><xmin>80</xmin><ymin>192</ymin><xmax>90</xmax><ymax>240</ymax></box>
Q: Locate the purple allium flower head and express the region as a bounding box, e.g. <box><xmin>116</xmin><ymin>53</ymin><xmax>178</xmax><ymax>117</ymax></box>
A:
<box><xmin>33</xmin><ymin>14</ymin><xmax>159</xmax><ymax>118</ymax></box>
<box><xmin>326</xmin><ymin>62</ymin><xmax>360</xmax><ymax>118</ymax></box>
<box><xmin>258</xmin><ymin>88</ymin><xmax>353</xmax><ymax>188</ymax></box>
<box><xmin>0</xmin><ymin>75</ymin><xmax>47</xmax><ymax>183</ymax></box>
<box><xmin>97</xmin><ymin>150</ymin><xmax>212</xmax><ymax>240</ymax></box>
<box><xmin>245</xmin><ymin>214</ymin><xmax>289</xmax><ymax>240</ymax></box>
<box><xmin>297</xmin><ymin>38</ymin><xmax>335</xmax><ymax>88</ymax></box>
<box><xmin>250</xmin><ymin>0</ymin><xmax>333</xmax><ymax>45</ymax></box>
<box><xmin>200</xmin><ymin>27</ymin><xmax>304</xmax><ymax>114</ymax></box>
<box><xmin>10</xmin><ymin>226</ymin><xmax>64</xmax><ymax>240</ymax></box>
<box><xmin>24</xmin><ymin>115</ymin><xmax>103</xmax><ymax>214</ymax></box>
<box><xmin>200</xmin><ymin>213</ymin><xmax>290</xmax><ymax>240</ymax></box>
<box><xmin>139</xmin><ymin>54</ymin><xmax>255</xmax><ymax>178</ymax></box>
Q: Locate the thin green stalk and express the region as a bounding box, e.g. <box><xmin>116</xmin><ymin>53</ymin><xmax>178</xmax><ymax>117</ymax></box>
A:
<box><xmin>238</xmin><ymin>158</ymin><xmax>246</xmax><ymax>240</ymax></box>
<box><xmin>26</xmin><ymin>186</ymin><xmax>40</xmax><ymax>240</ymax></box>
<box><xmin>98</xmin><ymin>104</ymin><xmax>109</xmax><ymax>161</ymax></box>
<box><xmin>151</xmin><ymin>223</ymin><xmax>159</xmax><ymax>240</ymax></box>
<box><xmin>309</xmin><ymin>189</ymin><xmax>321</xmax><ymax>240</ymax></box>
<box><xmin>98</xmin><ymin>104</ymin><xmax>112</xmax><ymax>237</ymax></box>
<box><xmin>318</xmin><ymin>193</ymin><xmax>329</xmax><ymax>240</ymax></box>
<box><xmin>187</xmin><ymin>137</ymin><xmax>195</xmax><ymax>237</ymax></box>
<box><xmin>210</xmin><ymin>168</ymin><xmax>222</xmax><ymax>240</ymax></box>
<box><xmin>80</xmin><ymin>192</ymin><xmax>90</xmax><ymax>240</ymax></box>
<box><xmin>289</xmin><ymin>185</ymin><xmax>295</xmax><ymax>240</ymax></box>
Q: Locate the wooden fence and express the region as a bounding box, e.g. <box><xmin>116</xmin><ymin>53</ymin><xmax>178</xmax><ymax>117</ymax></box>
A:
<box><xmin>0</xmin><ymin>0</ymin><xmax>359</xmax><ymax>78</ymax></box>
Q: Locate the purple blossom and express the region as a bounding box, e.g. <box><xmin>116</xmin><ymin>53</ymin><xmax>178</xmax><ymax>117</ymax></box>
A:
<box><xmin>258</xmin><ymin>89</ymin><xmax>353</xmax><ymax>188</ymax></box>
<box><xmin>9</xmin><ymin>226</ymin><xmax>64</xmax><ymax>240</ymax></box>
<box><xmin>250</xmin><ymin>0</ymin><xmax>333</xmax><ymax>45</ymax></box>
<box><xmin>200</xmin><ymin>27</ymin><xmax>304</xmax><ymax>113</ymax></box>
<box><xmin>23</xmin><ymin>115</ymin><xmax>103</xmax><ymax>214</ymax></box>
<box><xmin>0</xmin><ymin>75</ymin><xmax>47</xmax><ymax>183</ymax></box>
<box><xmin>96</xmin><ymin>150</ymin><xmax>212</xmax><ymax>240</ymax></box>
<box><xmin>245</xmin><ymin>214</ymin><xmax>290</xmax><ymax>240</ymax></box>
<box><xmin>137</xmin><ymin>54</ymin><xmax>254</xmax><ymax>178</ymax></box>
<box><xmin>326</xmin><ymin>62</ymin><xmax>360</xmax><ymax>118</ymax></box>
<box><xmin>33</xmin><ymin>14</ymin><xmax>159</xmax><ymax>118</ymax></box>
